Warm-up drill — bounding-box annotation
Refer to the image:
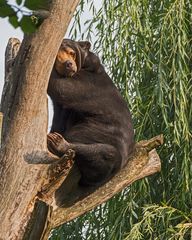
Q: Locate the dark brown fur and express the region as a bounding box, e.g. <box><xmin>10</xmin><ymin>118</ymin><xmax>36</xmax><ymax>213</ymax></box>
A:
<box><xmin>47</xmin><ymin>39</ymin><xmax>135</xmax><ymax>187</ymax></box>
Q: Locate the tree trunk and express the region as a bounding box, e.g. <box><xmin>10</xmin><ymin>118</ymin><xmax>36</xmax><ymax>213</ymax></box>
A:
<box><xmin>0</xmin><ymin>1</ymin><xmax>80</xmax><ymax>239</ymax></box>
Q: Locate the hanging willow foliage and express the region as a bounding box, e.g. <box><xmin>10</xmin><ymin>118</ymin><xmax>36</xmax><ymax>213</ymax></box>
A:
<box><xmin>50</xmin><ymin>0</ymin><xmax>192</xmax><ymax>239</ymax></box>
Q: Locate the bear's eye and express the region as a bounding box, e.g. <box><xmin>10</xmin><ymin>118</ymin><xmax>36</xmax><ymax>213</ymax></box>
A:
<box><xmin>69</xmin><ymin>51</ymin><xmax>76</xmax><ymax>59</ymax></box>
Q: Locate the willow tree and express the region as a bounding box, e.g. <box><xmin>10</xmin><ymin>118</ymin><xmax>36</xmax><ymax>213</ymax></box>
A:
<box><xmin>50</xmin><ymin>0</ymin><xmax>192</xmax><ymax>239</ymax></box>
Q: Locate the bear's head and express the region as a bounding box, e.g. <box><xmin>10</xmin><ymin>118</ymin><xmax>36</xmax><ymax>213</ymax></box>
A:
<box><xmin>54</xmin><ymin>39</ymin><xmax>91</xmax><ymax>77</ymax></box>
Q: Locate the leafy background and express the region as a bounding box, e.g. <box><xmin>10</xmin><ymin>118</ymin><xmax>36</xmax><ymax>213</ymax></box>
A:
<box><xmin>0</xmin><ymin>0</ymin><xmax>49</xmax><ymax>32</ymax></box>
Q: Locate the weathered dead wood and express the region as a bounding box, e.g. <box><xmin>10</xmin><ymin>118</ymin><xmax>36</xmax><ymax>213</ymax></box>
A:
<box><xmin>0</xmin><ymin>1</ymin><xmax>80</xmax><ymax>239</ymax></box>
<box><xmin>0</xmin><ymin>112</ymin><xmax>3</xmax><ymax>146</ymax></box>
<box><xmin>38</xmin><ymin>135</ymin><xmax>163</xmax><ymax>239</ymax></box>
<box><xmin>0</xmin><ymin>38</ymin><xmax>21</xmax><ymax>141</ymax></box>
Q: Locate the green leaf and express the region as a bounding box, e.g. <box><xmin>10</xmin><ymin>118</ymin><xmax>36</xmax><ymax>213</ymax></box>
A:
<box><xmin>0</xmin><ymin>5</ymin><xmax>15</xmax><ymax>18</ymax></box>
<box><xmin>16</xmin><ymin>0</ymin><xmax>22</xmax><ymax>5</ymax></box>
<box><xmin>0</xmin><ymin>0</ymin><xmax>6</xmax><ymax>7</ymax></box>
<box><xmin>19</xmin><ymin>16</ymin><xmax>36</xmax><ymax>33</ymax></box>
<box><xmin>9</xmin><ymin>15</ymin><xmax>19</xmax><ymax>28</ymax></box>
<box><xmin>24</xmin><ymin>0</ymin><xmax>49</xmax><ymax>10</ymax></box>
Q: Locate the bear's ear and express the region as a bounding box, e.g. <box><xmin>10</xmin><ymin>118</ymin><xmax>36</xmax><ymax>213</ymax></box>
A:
<box><xmin>78</xmin><ymin>41</ymin><xmax>91</xmax><ymax>51</ymax></box>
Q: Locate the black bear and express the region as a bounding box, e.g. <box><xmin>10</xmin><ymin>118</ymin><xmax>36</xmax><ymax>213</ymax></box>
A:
<box><xmin>47</xmin><ymin>39</ymin><xmax>135</xmax><ymax>187</ymax></box>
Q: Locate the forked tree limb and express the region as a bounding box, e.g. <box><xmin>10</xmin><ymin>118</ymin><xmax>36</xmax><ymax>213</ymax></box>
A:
<box><xmin>39</xmin><ymin>135</ymin><xmax>163</xmax><ymax>239</ymax></box>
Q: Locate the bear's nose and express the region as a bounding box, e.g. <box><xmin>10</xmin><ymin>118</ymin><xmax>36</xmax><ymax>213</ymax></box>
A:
<box><xmin>65</xmin><ymin>60</ymin><xmax>73</xmax><ymax>69</ymax></box>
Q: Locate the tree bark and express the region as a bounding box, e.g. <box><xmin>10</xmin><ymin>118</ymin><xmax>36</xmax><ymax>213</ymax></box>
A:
<box><xmin>0</xmin><ymin>1</ymin><xmax>80</xmax><ymax>239</ymax></box>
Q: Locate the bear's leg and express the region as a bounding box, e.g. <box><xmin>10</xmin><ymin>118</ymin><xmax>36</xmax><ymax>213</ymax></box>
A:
<box><xmin>73</xmin><ymin>143</ymin><xmax>122</xmax><ymax>187</ymax></box>
<box><xmin>47</xmin><ymin>132</ymin><xmax>122</xmax><ymax>186</ymax></box>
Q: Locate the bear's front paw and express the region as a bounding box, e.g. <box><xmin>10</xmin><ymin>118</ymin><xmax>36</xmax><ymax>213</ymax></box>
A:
<box><xmin>47</xmin><ymin>132</ymin><xmax>70</xmax><ymax>157</ymax></box>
